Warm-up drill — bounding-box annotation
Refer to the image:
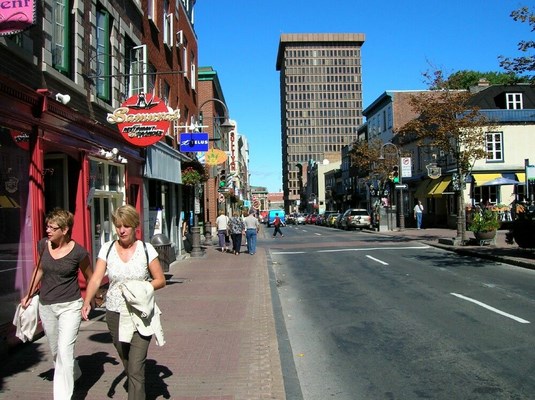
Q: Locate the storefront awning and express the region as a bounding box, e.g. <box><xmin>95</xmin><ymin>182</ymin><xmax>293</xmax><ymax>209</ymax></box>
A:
<box><xmin>516</xmin><ymin>172</ymin><xmax>526</xmax><ymax>182</ymax></box>
<box><xmin>144</xmin><ymin>143</ymin><xmax>182</xmax><ymax>184</ymax></box>
<box><xmin>430</xmin><ymin>176</ymin><xmax>452</xmax><ymax>197</ymax></box>
<box><xmin>414</xmin><ymin>178</ymin><xmax>443</xmax><ymax>199</ymax></box>
<box><xmin>472</xmin><ymin>173</ymin><xmax>501</xmax><ymax>186</ymax></box>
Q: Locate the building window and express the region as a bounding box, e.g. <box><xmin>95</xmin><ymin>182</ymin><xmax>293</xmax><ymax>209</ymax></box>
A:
<box><xmin>52</xmin><ymin>0</ymin><xmax>70</xmax><ymax>74</ymax></box>
<box><xmin>486</xmin><ymin>132</ymin><xmax>503</xmax><ymax>161</ymax></box>
<box><xmin>96</xmin><ymin>8</ymin><xmax>111</xmax><ymax>101</ymax></box>
<box><xmin>163</xmin><ymin>0</ymin><xmax>174</xmax><ymax>47</ymax></box>
<box><xmin>506</xmin><ymin>93</ymin><xmax>523</xmax><ymax>109</ymax></box>
<box><xmin>129</xmin><ymin>44</ymin><xmax>148</xmax><ymax>96</ymax></box>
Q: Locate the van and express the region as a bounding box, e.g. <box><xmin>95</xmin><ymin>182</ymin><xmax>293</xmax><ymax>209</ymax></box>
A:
<box><xmin>267</xmin><ymin>209</ymin><xmax>286</xmax><ymax>227</ymax></box>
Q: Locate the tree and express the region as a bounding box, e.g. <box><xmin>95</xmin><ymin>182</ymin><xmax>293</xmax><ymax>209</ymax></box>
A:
<box><xmin>498</xmin><ymin>6</ymin><xmax>535</xmax><ymax>81</ymax></box>
<box><xmin>397</xmin><ymin>70</ymin><xmax>496</xmax><ymax>243</ymax></box>
<box><xmin>444</xmin><ymin>70</ymin><xmax>527</xmax><ymax>89</ymax></box>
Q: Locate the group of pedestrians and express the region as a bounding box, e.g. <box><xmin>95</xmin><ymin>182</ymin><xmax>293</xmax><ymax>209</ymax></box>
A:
<box><xmin>20</xmin><ymin>205</ymin><xmax>165</xmax><ymax>400</ymax></box>
<box><xmin>215</xmin><ymin>209</ymin><xmax>260</xmax><ymax>255</ymax></box>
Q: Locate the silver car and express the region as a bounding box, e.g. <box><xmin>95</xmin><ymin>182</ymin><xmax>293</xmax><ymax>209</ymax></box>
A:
<box><xmin>340</xmin><ymin>208</ymin><xmax>372</xmax><ymax>230</ymax></box>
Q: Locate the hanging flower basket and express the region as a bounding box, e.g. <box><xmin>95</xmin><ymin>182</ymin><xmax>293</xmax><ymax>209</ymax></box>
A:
<box><xmin>181</xmin><ymin>167</ymin><xmax>204</xmax><ymax>186</ymax></box>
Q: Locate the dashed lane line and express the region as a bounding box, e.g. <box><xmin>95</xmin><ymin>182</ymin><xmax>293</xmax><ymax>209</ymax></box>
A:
<box><xmin>451</xmin><ymin>292</ymin><xmax>530</xmax><ymax>324</ymax></box>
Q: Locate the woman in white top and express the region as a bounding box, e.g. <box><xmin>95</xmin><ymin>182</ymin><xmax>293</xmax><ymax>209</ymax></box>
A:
<box><xmin>82</xmin><ymin>205</ymin><xmax>165</xmax><ymax>400</ymax></box>
<box><xmin>413</xmin><ymin>200</ymin><xmax>424</xmax><ymax>229</ymax></box>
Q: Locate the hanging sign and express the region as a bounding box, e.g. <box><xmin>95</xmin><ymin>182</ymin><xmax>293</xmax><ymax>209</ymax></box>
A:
<box><xmin>204</xmin><ymin>148</ymin><xmax>228</xmax><ymax>165</ymax></box>
<box><xmin>107</xmin><ymin>93</ymin><xmax>180</xmax><ymax>147</ymax></box>
<box><xmin>0</xmin><ymin>0</ymin><xmax>36</xmax><ymax>36</ymax></box>
<box><xmin>179</xmin><ymin>133</ymin><xmax>209</xmax><ymax>152</ymax></box>
<box><xmin>9</xmin><ymin>130</ymin><xmax>30</xmax><ymax>150</ymax></box>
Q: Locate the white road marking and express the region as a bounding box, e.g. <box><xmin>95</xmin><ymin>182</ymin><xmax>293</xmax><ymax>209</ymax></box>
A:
<box><xmin>272</xmin><ymin>251</ymin><xmax>306</xmax><ymax>255</ymax></box>
<box><xmin>314</xmin><ymin>233</ymin><xmax>322</xmax><ymax>236</ymax></box>
<box><xmin>317</xmin><ymin>245</ymin><xmax>430</xmax><ymax>253</ymax></box>
<box><xmin>366</xmin><ymin>255</ymin><xmax>389</xmax><ymax>265</ymax></box>
<box><xmin>451</xmin><ymin>293</ymin><xmax>530</xmax><ymax>324</ymax></box>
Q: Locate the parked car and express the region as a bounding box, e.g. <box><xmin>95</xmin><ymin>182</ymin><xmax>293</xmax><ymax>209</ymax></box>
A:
<box><xmin>321</xmin><ymin>211</ymin><xmax>338</xmax><ymax>226</ymax></box>
<box><xmin>286</xmin><ymin>213</ymin><xmax>296</xmax><ymax>225</ymax></box>
<box><xmin>327</xmin><ymin>213</ymin><xmax>340</xmax><ymax>227</ymax></box>
<box><xmin>334</xmin><ymin>213</ymin><xmax>344</xmax><ymax>229</ymax></box>
<box><xmin>296</xmin><ymin>214</ymin><xmax>306</xmax><ymax>224</ymax></box>
<box><xmin>340</xmin><ymin>208</ymin><xmax>372</xmax><ymax>230</ymax></box>
<box><xmin>307</xmin><ymin>213</ymin><xmax>318</xmax><ymax>224</ymax></box>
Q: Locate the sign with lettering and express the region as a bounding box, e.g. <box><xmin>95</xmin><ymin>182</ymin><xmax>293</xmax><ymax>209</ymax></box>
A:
<box><xmin>0</xmin><ymin>0</ymin><xmax>36</xmax><ymax>36</ymax></box>
<box><xmin>179</xmin><ymin>133</ymin><xmax>209</xmax><ymax>152</ymax></box>
<box><xmin>9</xmin><ymin>130</ymin><xmax>30</xmax><ymax>150</ymax></box>
<box><xmin>107</xmin><ymin>94</ymin><xmax>180</xmax><ymax>147</ymax></box>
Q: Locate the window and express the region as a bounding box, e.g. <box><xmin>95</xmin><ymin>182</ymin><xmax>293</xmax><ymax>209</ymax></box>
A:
<box><xmin>52</xmin><ymin>0</ymin><xmax>70</xmax><ymax>74</ymax></box>
<box><xmin>506</xmin><ymin>93</ymin><xmax>523</xmax><ymax>109</ymax></box>
<box><xmin>129</xmin><ymin>45</ymin><xmax>148</xmax><ymax>96</ymax></box>
<box><xmin>486</xmin><ymin>132</ymin><xmax>503</xmax><ymax>161</ymax></box>
<box><xmin>163</xmin><ymin>0</ymin><xmax>174</xmax><ymax>47</ymax></box>
<box><xmin>147</xmin><ymin>0</ymin><xmax>156</xmax><ymax>21</ymax></box>
<box><xmin>96</xmin><ymin>8</ymin><xmax>111</xmax><ymax>101</ymax></box>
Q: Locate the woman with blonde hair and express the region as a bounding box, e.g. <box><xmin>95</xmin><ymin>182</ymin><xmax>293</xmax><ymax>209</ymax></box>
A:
<box><xmin>82</xmin><ymin>204</ymin><xmax>166</xmax><ymax>400</ymax></box>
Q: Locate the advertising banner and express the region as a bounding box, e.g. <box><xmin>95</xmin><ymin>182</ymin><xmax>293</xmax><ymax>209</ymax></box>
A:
<box><xmin>0</xmin><ymin>0</ymin><xmax>36</xmax><ymax>36</ymax></box>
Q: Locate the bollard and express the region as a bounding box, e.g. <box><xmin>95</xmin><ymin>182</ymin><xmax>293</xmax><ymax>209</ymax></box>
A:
<box><xmin>204</xmin><ymin>221</ymin><xmax>213</xmax><ymax>245</ymax></box>
<box><xmin>190</xmin><ymin>226</ymin><xmax>205</xmax><ymax>257</ymax></box>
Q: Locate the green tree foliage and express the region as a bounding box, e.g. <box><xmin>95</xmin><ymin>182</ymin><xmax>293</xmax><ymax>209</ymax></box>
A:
<box><xmin>397</xmin><ymin>70</ymin><xmax>497</xmax><ymax>242</ymax></box>
<box><xmin>498</xmin><ymin>6</ymin><xmax>535</xmax><ymax>81</ymax></box>
<box><xmin>444</xmin><ymin>70</ymin><xmax>527</xmax><ymax>90</ymax></box>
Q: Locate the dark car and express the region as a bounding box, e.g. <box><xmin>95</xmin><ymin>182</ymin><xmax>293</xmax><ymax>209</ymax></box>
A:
<box><xmin>340</xmin><ymin>208</ymin><xmax>372</xmax><ymax>230</ymax></box>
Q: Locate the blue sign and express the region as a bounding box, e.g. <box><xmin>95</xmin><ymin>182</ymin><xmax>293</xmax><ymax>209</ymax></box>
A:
<box><xmin>180</xmin><ymin>133</ymin><xmax>209</xmax><ymax>152</ymax></box>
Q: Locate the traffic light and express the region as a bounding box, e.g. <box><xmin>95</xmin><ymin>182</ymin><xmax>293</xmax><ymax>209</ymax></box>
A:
<box><xmin>219</xmin><ymin>169</ymin><xmax>226</xmax><ymax>188</ymax></box>
<box><xmin>391</xmin><ymin>166</ymin><xmax>399</xmax><ymax>183</ymax></box>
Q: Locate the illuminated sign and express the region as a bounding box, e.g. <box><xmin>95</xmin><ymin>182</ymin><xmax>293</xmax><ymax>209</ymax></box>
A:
<box><xmin>179</xmin><ymin>133</ymin><xmax>209</xmax><ymax>152</ymax></box>
<box><xmin>107</xmin><ymin>93</ymin><xmax>180</xmax><ymax>147</ymax></box>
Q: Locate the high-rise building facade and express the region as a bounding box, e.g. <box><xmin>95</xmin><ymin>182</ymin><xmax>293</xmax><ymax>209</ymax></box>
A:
<box><xmin>276</xmin><ymin>33</ymin><xmax>365</xmax><ymax>212</ymax></box>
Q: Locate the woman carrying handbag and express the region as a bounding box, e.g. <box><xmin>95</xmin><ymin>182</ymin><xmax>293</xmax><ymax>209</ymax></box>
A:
<box><xmin>21</xmin><ymin>208</ymin><xmax>93</xmax><ymax>400</ymax></box>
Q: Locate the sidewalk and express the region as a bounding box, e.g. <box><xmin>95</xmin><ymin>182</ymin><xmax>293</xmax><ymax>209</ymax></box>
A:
<box><xmin>0</xmin><ymin>237</ymin><xmax>286</xmax><ymax>400</ymax></box>
<box><xmin>1</xmin><ymin>227</ymin><xmax>533</xmax><ymax>400</ymax></box>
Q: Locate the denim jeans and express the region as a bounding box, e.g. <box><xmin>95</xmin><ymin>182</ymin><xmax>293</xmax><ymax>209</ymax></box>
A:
<box><xmin>415</xmin><ymin>212</ymin><xmax>423</xmax><ymax>229</ymax></box>
<box><xmin>39</xmin><ymin>298</ymin><xmax>83</xmax><ymax>400</ymax></box>
<box><xmin>246</xmin><ymin>229</ymin><xmax>257</xmax><ymax>254</ymax></box>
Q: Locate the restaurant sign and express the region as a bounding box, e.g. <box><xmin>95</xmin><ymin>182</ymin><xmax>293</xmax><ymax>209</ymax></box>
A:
<box><xmin>107</xmin><ymin>93</ymin><xmax>180</xmax><ymax>147</ymax></box>
<box><xmin>0</xmin><ymin>0</ymin><xmax>36</xmax><ymax>36</ymax></box>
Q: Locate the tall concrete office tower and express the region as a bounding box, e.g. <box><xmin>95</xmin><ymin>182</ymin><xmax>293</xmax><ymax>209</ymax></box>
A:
<box><xmin>276</xmin><ymin>33</ymin><xmax>365</xmax><ymax>212</ymax></box>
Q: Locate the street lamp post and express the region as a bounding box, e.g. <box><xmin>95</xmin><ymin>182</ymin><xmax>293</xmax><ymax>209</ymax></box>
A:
<box><xmin>379</xmin><ymin>142</ymin><xmax>405</xmax><ymax>231</ymax></box>
<box><xmin>185</xmin><ymin>98</ymin><xmax>234</xmax><ymax>257</ymax></box>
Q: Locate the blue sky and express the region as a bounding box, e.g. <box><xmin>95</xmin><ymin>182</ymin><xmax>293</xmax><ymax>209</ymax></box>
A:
<box><xmin>194</xmin><ymin>0</ymin><xmax>529</xmax><ymax>193</ymax></box>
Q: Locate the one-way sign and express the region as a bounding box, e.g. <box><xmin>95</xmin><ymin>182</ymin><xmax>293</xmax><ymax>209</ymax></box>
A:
<box><xmin>395</xmin><ymin>184</ymin><xmax>408</xmax><ymax>189</ymax></box>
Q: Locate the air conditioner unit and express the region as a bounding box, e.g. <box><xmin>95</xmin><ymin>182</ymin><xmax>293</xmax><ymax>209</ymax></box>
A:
<box><xmin>176</xmin><ymin>30</ymin><xmax>184</xmax><ymax>46</ymax></box>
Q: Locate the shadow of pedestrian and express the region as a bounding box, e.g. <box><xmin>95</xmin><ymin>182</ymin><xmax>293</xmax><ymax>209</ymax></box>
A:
<box><xmin>0</xmin><ymin>342</ymin><xmax>47</xmax><ymax>390</ymax></box>
<box><xmin>71</xmin><ymin>351</ymin><xmax>119</xmax><ymax>400</ymax></box>
<box><xmin>145</xmin><ymin>359</ymin><xmax>173</xmax><ymax>400</ymax></box>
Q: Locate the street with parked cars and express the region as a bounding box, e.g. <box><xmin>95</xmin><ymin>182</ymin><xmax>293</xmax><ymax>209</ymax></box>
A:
<box><xmin>294</xmin><ymin>208</ymin><xmax>374</xmax><ymax>230</ymax></box>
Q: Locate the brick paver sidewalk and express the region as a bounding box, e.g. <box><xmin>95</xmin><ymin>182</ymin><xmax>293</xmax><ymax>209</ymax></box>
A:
<box><xmin>1</xmin><ymin>244</ymin><xmax>286</xmax><ymax>400</ymax></box>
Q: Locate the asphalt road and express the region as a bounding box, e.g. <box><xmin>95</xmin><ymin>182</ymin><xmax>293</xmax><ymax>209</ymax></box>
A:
<box><xmin>267</xmin><ymin>224</ymin><xmax>535</xmax><ymax>400</ymax></box>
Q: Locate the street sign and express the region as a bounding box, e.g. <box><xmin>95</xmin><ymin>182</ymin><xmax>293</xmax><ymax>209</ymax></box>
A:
<box><xmin>395</xmin><ymin>184</ymin><xmax>408</xmax><ymax>189</ymax></box>
<box><xmin>180</xmin><ymin>133</ymin><xmax>209</xmax><ymax>152</ymax></box>
<box><xmin>401</xmin><ymin>157</ymin><xmax>412</xmax><ymax>178</ymax></box>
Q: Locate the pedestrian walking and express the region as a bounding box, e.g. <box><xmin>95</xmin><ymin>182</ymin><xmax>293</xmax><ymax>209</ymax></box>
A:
<box><xmin>243</xmin><ymin>209</ymin><xmax>260</xmax><ymax>255</ymax></box>
<box><xmin>414</xmin><ymin>200</ymin><xmax>424</xmax><ymax>229</ymax></box>
<box><xmin>228</xmin><ymin>211</ymin><xmax>245</xmax><ymax>255</ymax></box>
<box><xmin>272</xmin><ymin>213</ymin><xmax>284</xmax><ymax>237</ymax></box>
<box><xmin>82</xmin><ymin>205</ymin><xmax>166</xmax><ymax>400</ymax></box>
<box><xmin>215</xmin><ymin>210</ymin><xmax>230</xmax><ymax>252</ymax></box>
<box><xmin>20</xmin><ymin>208</ymin><xmax>93</xmax><ymax>400</ymax></box>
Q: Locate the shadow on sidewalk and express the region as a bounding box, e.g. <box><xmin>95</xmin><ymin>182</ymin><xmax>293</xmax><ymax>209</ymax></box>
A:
<box><xmin>0</xmin><ymin>342</ymin><xmax>47</xmax><ymax>390</ymax></box>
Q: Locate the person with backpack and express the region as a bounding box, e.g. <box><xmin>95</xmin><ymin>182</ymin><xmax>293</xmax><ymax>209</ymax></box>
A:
<box><xmin>82</xmin><ymin>205</ymin><xmax>166</xmax><ymax>400</ymax></box>
<box><xmin>272</xmin><ymin>213</ymin><xmax>284</xmax><ymax>238</ymax></box>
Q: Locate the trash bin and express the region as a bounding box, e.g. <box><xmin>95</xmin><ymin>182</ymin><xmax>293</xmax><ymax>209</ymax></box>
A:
<box><xmin>150</xmin><ymin>234</ymin><xmax>174</xmax><ymax>272</ymax></box>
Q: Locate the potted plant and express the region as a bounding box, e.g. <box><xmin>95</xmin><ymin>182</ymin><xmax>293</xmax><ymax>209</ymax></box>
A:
<box><xmin>181</xmin><ymin>166</ymin><xmax>204</xmax><ymax>186</ymax></box>
<box><xmin>468</xmin><ymin>209</ymin><xmax>501</xmax><ymax>241</ymax></box>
